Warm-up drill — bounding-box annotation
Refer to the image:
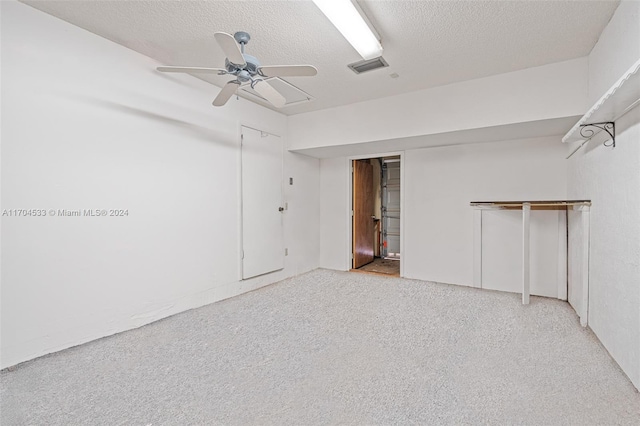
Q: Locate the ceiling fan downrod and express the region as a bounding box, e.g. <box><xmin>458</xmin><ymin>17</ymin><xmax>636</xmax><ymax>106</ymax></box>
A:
<box><xmin>234</xmin><ymin>31</ymin><xmax>251</xmax><ymax>54</ymax></box>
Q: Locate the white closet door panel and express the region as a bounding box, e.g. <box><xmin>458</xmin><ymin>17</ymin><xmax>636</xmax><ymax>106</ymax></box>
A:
<box><xmin>241</xmin><ymin>126</ymin><xmax>284</xmax><ymax>279</ymax></box>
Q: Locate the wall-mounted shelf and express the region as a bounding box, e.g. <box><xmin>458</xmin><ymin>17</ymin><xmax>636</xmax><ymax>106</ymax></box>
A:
<box><xmin>470</xmin><ymin>200</ymin><xmax>591</xmax><ymax>210</ymax></box>
<box><xmin>563</xmin><ymin>58</ymin><xmax>640</xmax><ymax>149</ymax></box>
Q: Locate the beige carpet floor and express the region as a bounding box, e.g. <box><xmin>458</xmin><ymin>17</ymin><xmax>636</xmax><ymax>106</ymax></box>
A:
<box><xmin>2</xmin><ymin>269</ymin><xmax>639</xmax><ymax>425</ymax></box>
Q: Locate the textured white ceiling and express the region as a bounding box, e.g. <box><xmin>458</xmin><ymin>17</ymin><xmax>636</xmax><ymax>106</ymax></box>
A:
<box><xmin>21</xmin><ymin>0</ymin><xmax>619</xmax><ymax>115</ymax></box>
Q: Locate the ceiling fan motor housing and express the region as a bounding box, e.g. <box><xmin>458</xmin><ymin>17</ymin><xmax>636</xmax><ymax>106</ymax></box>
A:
<box><xmin>225</xmin><ymin>54</ymin><xmax>260</xmax><ymax>79</ymax></box>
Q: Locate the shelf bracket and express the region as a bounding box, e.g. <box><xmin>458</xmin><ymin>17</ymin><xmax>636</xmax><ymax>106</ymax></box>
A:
<box><xmin>580</xmin><ymin>122</ymin><xmax>615</xmax><ymax>148</ymax></box>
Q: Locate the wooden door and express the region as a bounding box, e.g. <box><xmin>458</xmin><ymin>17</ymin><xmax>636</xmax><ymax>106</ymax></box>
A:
<box><xmin>353</xmin><ymin>160</ymin><xmax>375</xmax><ymax>268</ymax></box>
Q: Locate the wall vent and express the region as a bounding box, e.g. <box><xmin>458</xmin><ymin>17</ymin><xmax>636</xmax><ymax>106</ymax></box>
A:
<box><xmin>348</xmin><ymin>57</ymin><xmax>389</xmax><ymax>74</ymax></box>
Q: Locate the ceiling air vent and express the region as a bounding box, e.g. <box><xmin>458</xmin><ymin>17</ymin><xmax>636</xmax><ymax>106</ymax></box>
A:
<box><xmin>348</xmin><ymin>57</ymin><xmax>389</xmax><ymax>74</ymax></box>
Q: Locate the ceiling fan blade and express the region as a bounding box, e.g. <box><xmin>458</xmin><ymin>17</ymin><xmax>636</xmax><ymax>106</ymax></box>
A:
<box><xmin>157</xmin><ymin>66</ymin><xmax>227</xmax><ymax>74</ymax></box>
<box><xmin>257</xmin><ymin>65</ymin><xmax>318</xmax><ymax>77</ymax></box>
<box><xmin>212</xmin><ymin>81</ymin><xmax>240</xmax><ymax>107</ymax></box>
<box><xmin>252</xmin><ymin>79</ymin><xmax>286</xmax><ymax>108</ymax></box>
<box><xmin>214</xmin><ymin>32</ymin><xmax>246</xmax><ymax>66</ymax></box>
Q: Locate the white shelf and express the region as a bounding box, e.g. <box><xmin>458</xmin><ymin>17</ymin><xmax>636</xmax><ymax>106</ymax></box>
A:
<box><xmin>563</xmin><ymin>57</ymin><xmax>640</xmax><ymax>143</ymax></box>
<box><xmin>470</xmin><ymin>200</ymin><xmax>590</xmax><ymax>209</ymax></box>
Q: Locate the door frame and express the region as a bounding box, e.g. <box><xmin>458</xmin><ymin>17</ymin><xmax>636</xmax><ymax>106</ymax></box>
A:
<box><xmin>346</xmin><ymin>151</ymin><xmax>405</xmax><ymax>277</ymax></box>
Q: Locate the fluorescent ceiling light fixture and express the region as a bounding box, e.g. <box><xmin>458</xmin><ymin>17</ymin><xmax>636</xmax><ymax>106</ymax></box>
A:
<box><xmin>312</xmin><ymin>0</ymin><xmax>383</xmax><ymax>60</ymax></box>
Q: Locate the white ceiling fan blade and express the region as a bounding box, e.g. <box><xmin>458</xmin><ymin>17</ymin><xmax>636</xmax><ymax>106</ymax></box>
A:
<box><xmin>157</xmin><ymin>66</ymin><xmax>227</xmax><ymax>74</ymax></box>
<box><xmin>214</xmin><ymin>32</ymin><xmax>246</xmax><ymax>66</ymax></box>
<box><xmin>252</xmin><ymin>79</ymin><xmax>286</xmax><ymax>108</ymax></box>
<box><xmin>257</xmin><ymin>65</ymin><xmax>318</xmax><ymax>77</ymax></box>
<box><xmin>212</xmin><ymin>81</ymin><xmax>240</xmax><ymax>107</ymax></box>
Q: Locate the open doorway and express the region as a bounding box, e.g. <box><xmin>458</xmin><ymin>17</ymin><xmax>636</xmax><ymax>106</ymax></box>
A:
<box><xmin>351</xmin><ymin>156</ymin><xmax>401</xmax><ymax>276</ymax></box>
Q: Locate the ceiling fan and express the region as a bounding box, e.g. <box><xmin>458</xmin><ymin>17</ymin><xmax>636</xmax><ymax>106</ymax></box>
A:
<box><xmin>157</xmin><ymin>31</ymin><xmax>318</xmax><ymax>108</ymax></box>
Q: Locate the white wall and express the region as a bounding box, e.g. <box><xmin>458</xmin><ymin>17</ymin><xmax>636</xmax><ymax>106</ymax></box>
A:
<box><xmin>587</xmin><ymin>1</ymin><xmax>640</xmax><ymax>106</ymax></box>
<box><xmin>320</xmin><ymin>137</ymin><xmax>568</xmax><ymax>297</ymax></box>
<box><xmin>319</xmin><ymin>157</ymin><xmax>350</xmax><ymax>271</ymax></box>
<box><xmin>405</xmin><ymin>137</ymin><xmax>567</xmax><ymax>294</ymax></box>
<box><xmin>567</xmin><ymin>0</ymin><xmax>640</xmax><ymax>389</ymax></box>
<box><xmin>289</xmin><ymin>58</ymin><xmax>587</xmax><ymax>151</ymax></box>
<box><xmin>480</xmin><ymin>209</ymin><xmax>563</xmax><ymax>298</ymax></box>
<box><xmin>0</xmin><ymin>1</ymin><xmax>320</xmax><ymax>368</ymax></box>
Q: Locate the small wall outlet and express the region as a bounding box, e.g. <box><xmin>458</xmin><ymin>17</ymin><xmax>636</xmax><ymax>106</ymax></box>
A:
<box><xmin>289</xmin><ymin>177</ymin><xmax>293</xmax><ymax>185</ymax></box>
<box><xmin>285</xmin><ymin>248</ymin><xmax>288</xmax><ymax>256</ymax></box>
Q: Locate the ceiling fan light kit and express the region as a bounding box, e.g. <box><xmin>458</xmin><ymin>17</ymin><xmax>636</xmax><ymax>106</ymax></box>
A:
<box><xmin>157</xmin><ymin>31</ymin><xmax>317</xmax><ymax>108</ymax></box>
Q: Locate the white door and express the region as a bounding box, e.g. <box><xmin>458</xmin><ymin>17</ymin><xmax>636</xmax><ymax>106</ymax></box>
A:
<box><xmin>241</xmin><ymin>126</ymin><xmax>284</xmax><ymax>279</ymax></box>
